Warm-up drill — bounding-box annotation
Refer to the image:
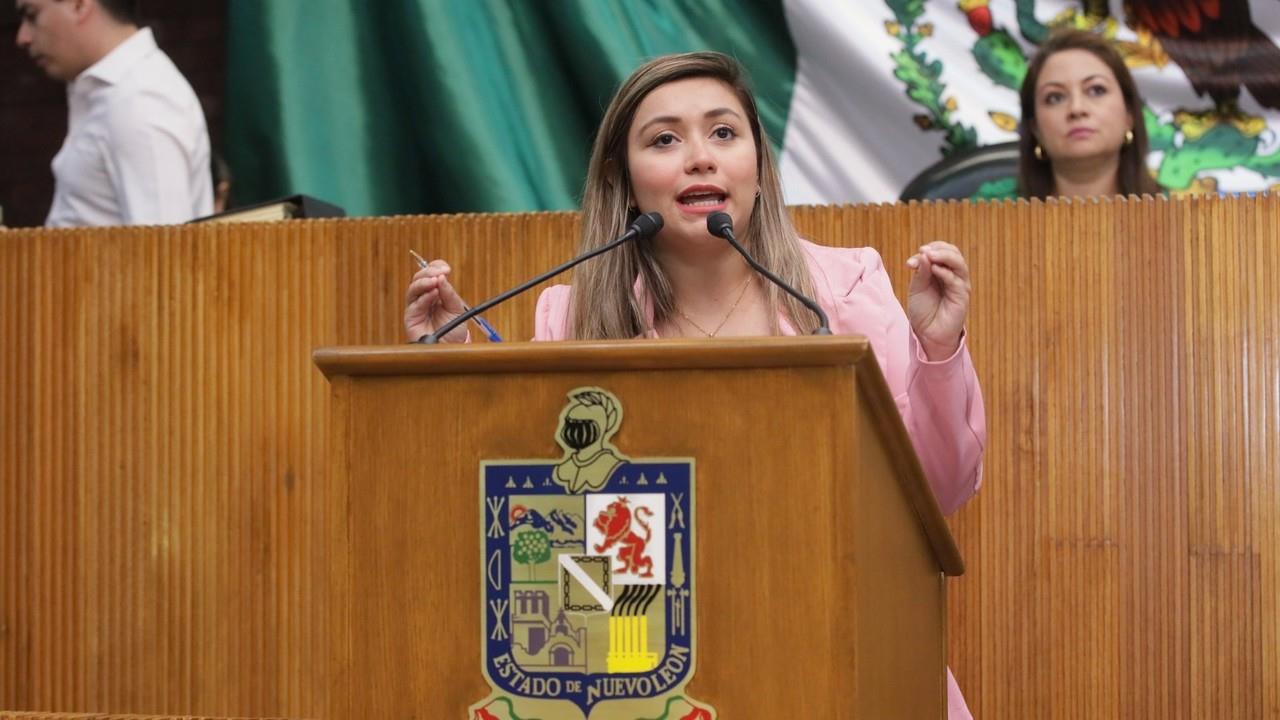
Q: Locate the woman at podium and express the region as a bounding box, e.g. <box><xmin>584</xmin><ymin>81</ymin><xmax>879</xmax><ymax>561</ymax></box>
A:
<box><xmin>405</xmin><ymin>52</ymin><xmax>986</xmax><ymax>719</ymax></box>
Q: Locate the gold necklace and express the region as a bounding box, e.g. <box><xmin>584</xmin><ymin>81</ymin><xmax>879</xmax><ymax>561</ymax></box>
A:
<box><xmin>675</xmin><ymin>275</ymin><xmax>753</xmax><ymax>337</ymax></box>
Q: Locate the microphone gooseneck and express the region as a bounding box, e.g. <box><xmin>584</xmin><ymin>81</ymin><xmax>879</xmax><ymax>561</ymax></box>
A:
<box><xmin>705</xmin><ymin>211</ymin><xmax>832</xmax><ymax>335</ymax></box>
<box><xmin>420</xmin><ymin>212</ymin><xmax>664</xmax><ymax>344</ymax></box>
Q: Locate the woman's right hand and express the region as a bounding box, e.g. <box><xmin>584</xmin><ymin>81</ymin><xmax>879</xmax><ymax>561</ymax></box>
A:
<box><xmin>404</xmin><ymin>259</ymin><xmax>469</xmax><ymax>343</ymax></box>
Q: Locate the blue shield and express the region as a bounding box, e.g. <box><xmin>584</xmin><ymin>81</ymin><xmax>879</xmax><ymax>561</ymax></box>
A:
<box><xmin>478</xmin><ymin>458</ymin><xmax>698</xmax><ymax>718</ymax></box>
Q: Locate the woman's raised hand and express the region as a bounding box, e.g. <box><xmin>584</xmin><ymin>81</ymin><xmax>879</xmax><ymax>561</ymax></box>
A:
<box><xmin>404</xmin><ymin>259</ymin><xmax>469</xmax><ymax>343</ymax></box>
<box><xmin>905</xmin><ymin>241</ymin><xmax>971</xmax><ymax>360</ymax></box>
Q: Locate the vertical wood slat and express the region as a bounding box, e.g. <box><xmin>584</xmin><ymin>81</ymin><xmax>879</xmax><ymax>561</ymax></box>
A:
<box><xmin>1</xmin><ymin>196</ymin><xmax>1277</xmax><ymax>718</ymax></box>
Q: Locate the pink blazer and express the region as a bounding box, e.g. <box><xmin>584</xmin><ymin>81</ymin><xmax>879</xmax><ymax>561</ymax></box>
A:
<box><xmin>533</xmin><ymin>239</ymin><xmax>986</xmax><ymax>719</ymax></box>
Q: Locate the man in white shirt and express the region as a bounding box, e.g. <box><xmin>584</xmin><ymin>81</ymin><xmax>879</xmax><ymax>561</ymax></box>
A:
<box><xmin>16</xmin><ymin>0</ymin><xmax>213</xmax><ymax>226</ymax></box>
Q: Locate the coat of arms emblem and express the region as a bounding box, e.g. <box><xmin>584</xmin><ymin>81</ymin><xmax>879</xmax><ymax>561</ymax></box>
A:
<box><xmin>472</xmin><ymin>387</ymin><xmax>715</xmax><ymax>720</ymax></box>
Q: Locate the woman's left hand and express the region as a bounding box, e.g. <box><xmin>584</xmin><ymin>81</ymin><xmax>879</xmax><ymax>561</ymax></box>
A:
<box><xmin>906</xmin><ymin>241</ymin><xmax>971</xmax><ymax>360</ymax></box>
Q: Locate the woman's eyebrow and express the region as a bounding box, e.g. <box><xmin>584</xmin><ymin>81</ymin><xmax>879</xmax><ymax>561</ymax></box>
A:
<box><xmin>635</xmin><ymin>107</ymin><xmax>742</xmax><ymax>137</ymax></box>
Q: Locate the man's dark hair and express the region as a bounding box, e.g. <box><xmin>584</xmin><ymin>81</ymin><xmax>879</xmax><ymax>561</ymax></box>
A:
<box><xmin>97</xmin><ymin>0</ymin><xmax>140</xmax><ymax>25</ymax></box>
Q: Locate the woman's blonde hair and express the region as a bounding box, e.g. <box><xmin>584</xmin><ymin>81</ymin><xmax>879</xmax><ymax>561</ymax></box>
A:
<box><xmin>569</xmin><ymin>51</ymin><xmax>817</xmax><ymax>339</ymax></box>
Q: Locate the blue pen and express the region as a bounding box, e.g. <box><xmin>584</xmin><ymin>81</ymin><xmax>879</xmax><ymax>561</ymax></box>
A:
<box><xmin>410</xmin><ymin>249</ymin><xmax>503</xmax><ymax>342</ymax></box>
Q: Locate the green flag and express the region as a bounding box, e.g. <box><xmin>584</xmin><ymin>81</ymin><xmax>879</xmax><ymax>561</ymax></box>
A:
<box><xmin>226</xmin><ymin>0</ymin><xmax>796</xmax><ymax>216</ymax></box>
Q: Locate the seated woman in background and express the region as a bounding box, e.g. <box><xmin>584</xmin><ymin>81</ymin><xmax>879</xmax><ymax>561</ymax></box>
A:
<box><xmin>1018</xmin><ymin>29</ymin><xmax>1162</xmax><ymax>198</ymax></box>
<box><xmin>405</xmin><ymin>50</ymin><xmax>986</xmax><ymax>719</ymax></box>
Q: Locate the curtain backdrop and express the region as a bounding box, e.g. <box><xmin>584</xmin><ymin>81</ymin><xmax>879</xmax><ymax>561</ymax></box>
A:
<box><xmin>225</xmin><ymin>0</ymin><xmax>796</xmax><ymax>216</ymax></box>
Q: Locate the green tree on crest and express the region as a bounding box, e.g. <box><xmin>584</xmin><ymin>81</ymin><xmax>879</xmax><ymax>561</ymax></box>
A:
<box><xmin>512</xmin><ymin>529</ymin><xmax>551</xmax><ymax>580</ymax></box>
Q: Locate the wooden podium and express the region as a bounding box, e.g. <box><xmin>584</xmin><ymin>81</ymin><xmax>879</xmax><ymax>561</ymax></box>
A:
<box><xmin>314</xmin><ymin>336</ymin><xmax>962</xmax><ymax>720</ymax></box>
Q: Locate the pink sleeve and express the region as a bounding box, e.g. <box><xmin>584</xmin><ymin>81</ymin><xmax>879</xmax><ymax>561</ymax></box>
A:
<box><xmin>533</xmin><ymin>285</ymin><xmax>573</xmax><ymax>341</ymax></box>
<box><xmin>903</xmin><ymin>329</ymin><xmax>987</xmax><ymax>514</ymax></box>
<box><xmin>947</xmin><ymin>667</ymin><xmax>973</xmax><ymax>719</ymax></box>
<box><xmin>820</xmin><ymin>246</ymin><xmax>986</xmax><ymax>516</ymax></box>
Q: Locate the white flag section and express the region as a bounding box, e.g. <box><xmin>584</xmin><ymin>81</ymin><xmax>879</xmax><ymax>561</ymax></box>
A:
<box><xmin>780</xmin><ymin>0</ymin><xmax>1280</xmax><ymax>203</ymax></box>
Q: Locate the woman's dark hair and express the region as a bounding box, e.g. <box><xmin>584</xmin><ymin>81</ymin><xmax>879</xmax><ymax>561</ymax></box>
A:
<box><xmin>1017</xmin><ymin>29</ymin><xmax>1161</xmax><ymax>198</ymax></box>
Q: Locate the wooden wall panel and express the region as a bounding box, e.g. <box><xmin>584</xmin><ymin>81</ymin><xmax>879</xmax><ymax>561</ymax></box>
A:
<box><xmin>1</xmin><ymin>195</ymin><xmax>1277</xmax><ymax>718</ymax></box>
<box><xmin>790</xmin><ymin>195</ymin><xmax>1278</xmax><ymax>720</ymax></box>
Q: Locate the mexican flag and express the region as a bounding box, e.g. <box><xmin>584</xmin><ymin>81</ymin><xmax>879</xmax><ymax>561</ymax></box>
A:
<box><xmin>226</xmin><ymin>0</ymin><xmax>1280</xmax><ymax>216</ymax></box>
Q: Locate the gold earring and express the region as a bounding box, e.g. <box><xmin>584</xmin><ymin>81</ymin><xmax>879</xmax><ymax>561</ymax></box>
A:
<box><xmin>1125</xmin><ymin>129</ymin><xmax>1134</xmax><ymax>145</ymax></box>
<box><xmin>1034</xmin><ymin>144</ymin><xmax>1044</xmax><ymax>161</ymax></box>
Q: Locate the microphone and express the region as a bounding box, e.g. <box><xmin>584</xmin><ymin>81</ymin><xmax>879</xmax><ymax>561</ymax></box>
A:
<box><xmin>419</xmin><ymin>212</ymin><xmax>664</xmax><ymax>344</ymax></box>
<box><xmin>706</xmin><ymin>212</ymin><xmax>832</xmax><ymax>335</ymax></box>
